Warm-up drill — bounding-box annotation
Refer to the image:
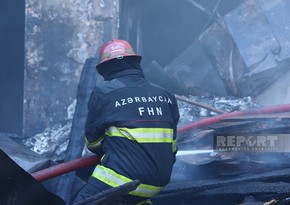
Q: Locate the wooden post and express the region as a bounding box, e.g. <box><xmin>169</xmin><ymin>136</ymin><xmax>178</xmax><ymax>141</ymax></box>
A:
<box><xmin>56</xmin><ymin>57</ymin><xmax>98</xmax><ymax>202</ymax></box>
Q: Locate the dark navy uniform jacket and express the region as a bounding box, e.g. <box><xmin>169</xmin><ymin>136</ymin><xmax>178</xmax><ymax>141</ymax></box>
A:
<box><xmin>84</xmin><ymin>58</ymin><xmax>179</xmax><ymax>197</ymax></box>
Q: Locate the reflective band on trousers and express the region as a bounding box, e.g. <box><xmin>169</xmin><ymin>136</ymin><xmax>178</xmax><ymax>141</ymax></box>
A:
<box><xmin>92</xmin><ymin>165</ymin><xmax>163</xmax><ymax>198</ymax></box>
<box><xmin>106</xmin><ymin>126</ymin><xmax>174</xmax><ymax>143</ymax></box>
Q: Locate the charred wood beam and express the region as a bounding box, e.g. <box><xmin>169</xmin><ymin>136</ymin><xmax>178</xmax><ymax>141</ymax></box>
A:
<box><xmin>194</xmin><ymin>181</ymin><xmax>290</xmax><ymax>196</ymax></box>
<box><xmin>175</xmin><ymin>94</ymin><xmax>226</xmax><ymax>114</ymax></box>
<box><xmin>155</xmin><ymin>182</ymin><xmax>290</xmax><ymax>205</ymax></box>
<box><xmin>64</xmin><ymin>58</ymin><xmax>98</xmax><ymax>161</ymax></box>
<box><xmin>56</xmin><ymin>58</ymin><xmax>98</xmax><ymax>202</ymax></box>
<box><xmin>158</xmin><ymin>167</ymin><xmax>290</xmax><ymax>199</ymax></box>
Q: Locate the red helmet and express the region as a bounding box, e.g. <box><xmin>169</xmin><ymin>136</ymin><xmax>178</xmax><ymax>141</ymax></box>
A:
<box><xmin>96</xmin><ymin>39</ymin><xmax>142</xmax><ymax>69</ymax></box>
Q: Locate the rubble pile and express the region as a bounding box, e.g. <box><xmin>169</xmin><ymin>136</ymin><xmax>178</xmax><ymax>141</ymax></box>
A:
<box><xmin>178</xmin><ymin>95</ymin><xmax>259</xmax><ymax>125</ymax></box>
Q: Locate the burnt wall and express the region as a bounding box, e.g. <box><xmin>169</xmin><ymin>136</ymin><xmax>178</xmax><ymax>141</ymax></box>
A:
<box><xmin>24</xmin><ymin>0</ymin><xmax>119</xmax><ymax>138</ymax></box>
<box><xmin>0</xmin><ymin>0</ymin><xmax>25</xmax><ymax>135</ymax></box>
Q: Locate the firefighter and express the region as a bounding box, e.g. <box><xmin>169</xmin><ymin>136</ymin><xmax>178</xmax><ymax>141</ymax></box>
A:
<box><xmin>73</xmin><ymin>39</ymin><xmax>180</xmax><ymax>205</ymax></box>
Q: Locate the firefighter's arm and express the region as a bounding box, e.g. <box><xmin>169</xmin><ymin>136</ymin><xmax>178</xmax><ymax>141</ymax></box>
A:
<box><xmin>172</xmin><ymin>95</ymin><xmax>180</xmax><ymax>161</ymax></box>
<box><xmin>84</xmin><ymin>90</ymin><xmax>106</xmax><ymax>155</ymax></box>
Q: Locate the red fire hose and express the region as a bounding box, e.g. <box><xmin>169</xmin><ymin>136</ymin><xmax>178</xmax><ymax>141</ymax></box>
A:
<box><xmin>177</xmin><ymin>103</ymin><xmax>290</xmax><ymax>133</ymax></box>
<box><xmin>31</xmin><ymin>104</ymin><xmax>290</xmax><ymax>182</ymax></box>
<box><xmin>31</xmin><ymin>155</ymin><xmax>101</xmax><ymax>181</ymax></box>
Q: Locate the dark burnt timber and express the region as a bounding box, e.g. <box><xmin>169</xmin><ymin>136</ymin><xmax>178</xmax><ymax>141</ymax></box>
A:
<box><xmin>154</xmin><ymin>165</ymin><xmax>290</xmax><ymax>205</ymax></box>
<box><xmin>56</xmin><ymin>58</ymin><xmax>99</xmax><ymax>202</ymax></box>
<box><xmin>64</xmin><ymin>57</ymin><xmax>99</xmax><ymax>161</ymax></box>
<box><xmin>164</xmin><ymin>166</ymin><xmax>290</xmax><ymax>196</ymax></box>
<box><xmin>171</xmin><ymin>106</ymin><xmax>290</xmax><ymax>204</ymax></box>
<box><xmin>0</xmin><ymin>149</ymin><xmax>65</xmax><ymax>205</ymax></box>
<box><xmin>143</xmin><ymin>60</ymin><xmax>190</xmax><ymax>96</ymax></box>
